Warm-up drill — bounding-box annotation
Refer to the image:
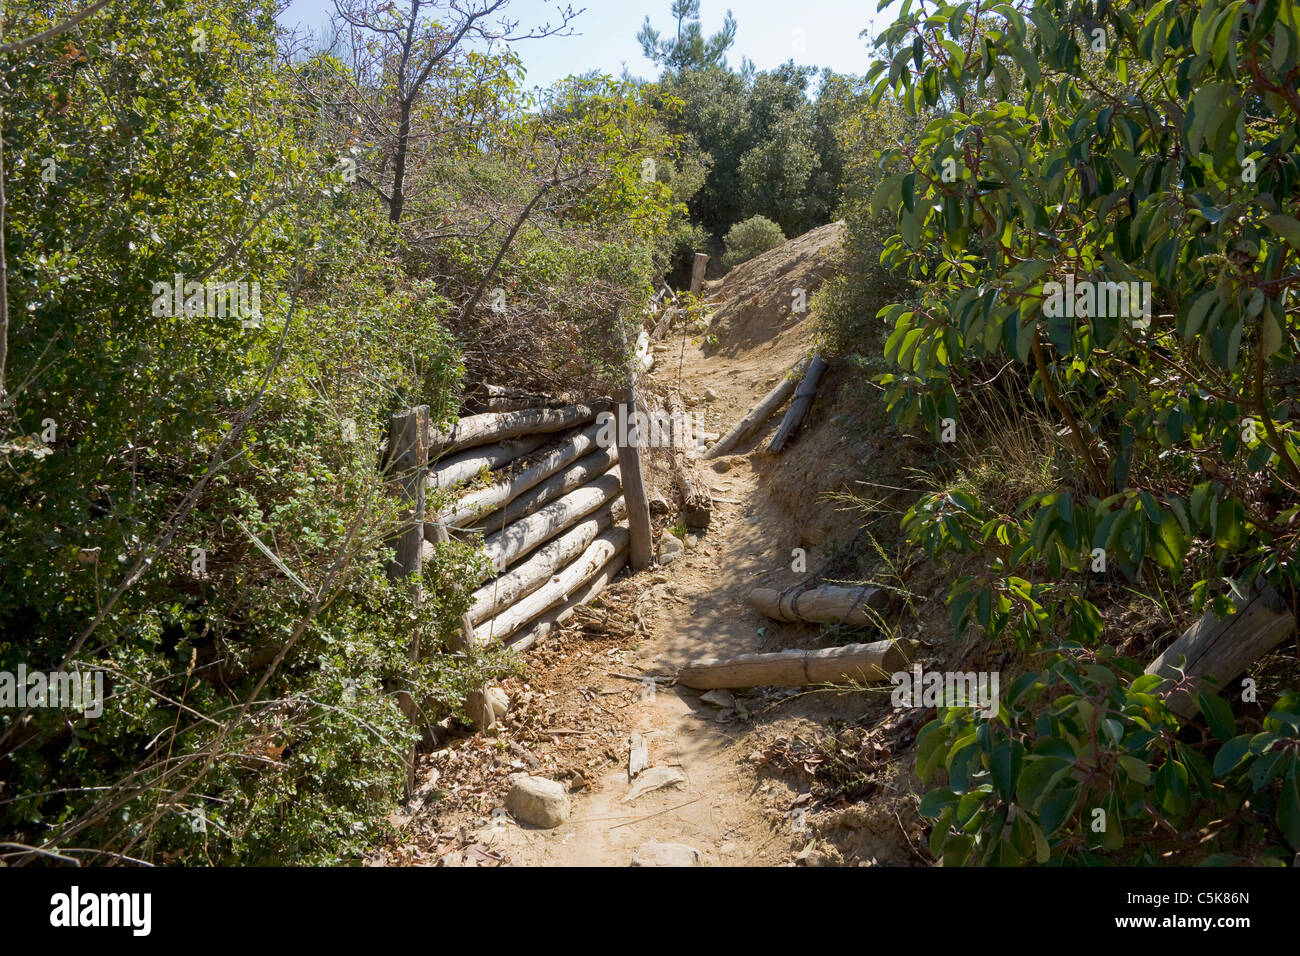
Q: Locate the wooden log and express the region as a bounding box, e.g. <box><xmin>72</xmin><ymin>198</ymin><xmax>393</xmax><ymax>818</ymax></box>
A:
<box><xmin>441</xmin><ymin>421</ymin><xmax>604</xmax><ymax>528</ymax></box>
<box><xmin>467</xmin><ymin>497</ymin><xmax>625</xmax><ymax>625</ymax></box>
<box><xmin>678</xmin><ymin>640</ymin><xmax>912</xmax><ymax>690</ymax></box>
<box><xmin>427</xmin><ymin>433</ymin><xmax>550</xmax><ymax>492</ymax></box>
<box><xmin>505</xmin><ymin>549</ymin><xmax>628</xmax><ymax>654</ymax></box>
<box><xmin>689</xmin><ymin>252</ymin><xmax>709</xmax><ymax>295</ymax></box>
<box><xmin>466</xmin><ymin>383</ymin><xmax>557</xmax><ymax>414</ymax></box>
<box><xmin>481</xmin><ymin>471</ymin><xmax>622</xmax><ymax>573</ymax></box>
<box><xmin>468</xmin><ymin>445</ymin><xmax>618</xmax><ymax>536</ymax></box>
<box><xmin>667</xmin><ymin>391</ymin><xmax>711</xmax><ymax>528</ymax></box>
<box><xmin>1145</xmin><ymin>583</ymin><xmax>1295</xmax><ymax>719</ymax></box>
<box><xmin>616</xmin><ymin>387</ymin><xmax>655</xmax><ymax>571</ymax></box>
<box><xmin>651</xmin><ymin>303</ymin><xmax>676</xmax><ymax>341</ymax></box>
<box><xmin>429</xmin><ymin>402</ymin><xmax>603</xmax><ymax>457</ymax></box>
<box><xmin>479</xmin><ymin>528</ymin><xmax>630</xmax><ymax>644</ymax></box>
<box><xmin>703</xmin><ymin>358</ymin><xmax>808</xmax><ymax>460</ymax></box>
<box><xmin>636</xmin><ymin>327</ymin><xmax>653</xmax><ymax>374</ymax></box>
<box><xmin>768</xmin><ymin>354</ymin><xmax>828</xmax><ymax>454</ymax></box>
<box><xmin>750</xmin><ymin>584</ymin><xmax>888</xmax><ymax>627</ymax></box>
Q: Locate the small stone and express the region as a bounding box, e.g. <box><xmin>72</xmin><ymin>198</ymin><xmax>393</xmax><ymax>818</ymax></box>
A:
<box><xmin>657</xmin><ymin>551</ymin><xmax>680</xmax><ymax>566</ymax></box>
<box><xmin>699</xmin><ymin>689</ymin><xmax>735</xmax><ymax>709</ymax></box>
<box><xmin>506</xmin><ymin>774</ymin><xmax>570</xmax><ymax>828</ymax></box>
<box><xmin>569</xmin><ymin>772</ymin><xmax>586</xmax><ymax>792</ymax></box>
<box><xmin>622</xmin><ymin>766</ymin><xmax>687</xmax><ymax>803</ymax></box>
<box><xmin>632</xmin><ymin>840</ymin><xmax>701</xmax><ymax>867</ymax></box>
<box><xmin>660</xmin><ymin>534</ymin><xmax>684</xmax><ymax>556</ymax></box>
<box><xmin>703</xmin><ymin>387</ymin><xmax>719</xmax><ymax>401</ymax></box>
<box><xmin>684</xmin><ymin>534</ymin><xmax>699</xmax><ymax>549</ymax></box>
<box><xmin>711</xmin><ymin>458</ymin><xmax>732</xmax><ymax>474</ymax></box>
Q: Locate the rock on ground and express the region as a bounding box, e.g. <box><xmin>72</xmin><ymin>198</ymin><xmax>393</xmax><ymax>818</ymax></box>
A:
<box><xmin>632</xmin><ymin>840</ymin><xmax>702</xmax><ymax>867</ymax></box>
<box><xmin>506</xmin><ymin>774</ymin><xmax>570</xmax><ymax>828</ymax></box>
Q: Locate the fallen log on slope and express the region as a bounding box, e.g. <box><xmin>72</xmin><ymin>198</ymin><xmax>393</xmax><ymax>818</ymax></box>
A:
<box><xmin>703</xmin><ymin>357</ymin><xmax>808</xmax><ymax>460</ymax></box>
<box><xmin>441</xmin><ymin>421</ymin><xmax>605</xmax><ymax>528</ymax></box>
<box><xmin>468</xmin><ymin>445</ymin><xmax>618</xmax><ymax>536</ymax></box>
<box><xmin>767</xmin><ymin>354</ymin><xmax>828</xmax><ymax>454</ymax></box>
<box><xmin>505</xmin><ymin>549</ymin><xmax>629</xmax><ymax>654</ymax></box>
<box><xmin>666</xmin><ymin>391</ymin><xmax>711</xmax><ymax>528</ymax></box>
<box><xmin>467</xmin><ymin>497</ymin><xmax>625</xmax><ymax>625</ymax></box>
<box><xmin>478</xmin><ymin>527</ymin><xmax>630</xmax><ymax>644</ymax></box>
<box><xmin>1145</xmin><ymin>583</ymin><xmax>1295</xmax><ymax>719</ymax></box>
<box><xmin>678</xmin><ymin>640</ymin><xmax>912</xmax><ymax>690</ymax></box>
<box><xmin>429</xmin><ymin>402</ymin><xmax>604</xmax><ymax>457</ymax></box>
<box><xmin>427</xmin><ymin>434</ymin><xmax>550</xmax><ymax>492</ymax></box>
<box><xmin>750</xmin><ymin>583</ymin><xmax>889</xmax><ymax>628</ymax></box>
<box><xmin>481</xmin><ymin>471</ymin><xmax>622</xmax><ymax>573</ymax></box>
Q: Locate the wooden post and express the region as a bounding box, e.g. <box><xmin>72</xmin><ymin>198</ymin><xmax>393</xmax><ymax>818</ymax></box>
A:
<box><xmin>618</xmin><ymin>386</ymin><xmax>654</xmax><ymax>571</ymax></box>
<box><xmin>689</xmin><ymin>252</ymin><xmax>709</xmax><ymax>295</ymax></box>
<box><xmin>610</xmin><ymin>307</ymin><xmax>653</xmax><ymax>572</ymax></box>
<box><xmin>383</xmin><ymin>405</ymin><xmax>429</xmax><ymax>796</ymax></box>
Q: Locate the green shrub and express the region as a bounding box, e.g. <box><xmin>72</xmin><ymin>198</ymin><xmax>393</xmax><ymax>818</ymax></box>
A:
<box><xmin>721</xmin><ymin>215</ymin><xmax>785</xmax><ymax>268</ymax></box>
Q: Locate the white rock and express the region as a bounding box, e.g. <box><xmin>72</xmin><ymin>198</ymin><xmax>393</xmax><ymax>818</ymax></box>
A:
<box><xmin>703</xmin><ymin>388</ymin><xmax>719</xmax><ymax>401</ymax></box>
<box><xmin>699</xmin><ymin>689</ymin><xmax>735</xmax><ymax>709</ymax></box>
<box><xmin>632</xmin><ymin>840</ymin><xmax>702</xmax><ymax>867</ymax></box>
<box><xmin>622</xmin><ymin>766</ymin><xmax>687</xmax><ymax>803</ymax></box>
<box><xmin>660</xmin><ymin>534</ymin><xmax>684</xmax><ymax>555</ymax></box>
<box><xmin>506</xmin><ymin>774</ymin><xmax>570</xmax><ymax>828</ymax></box>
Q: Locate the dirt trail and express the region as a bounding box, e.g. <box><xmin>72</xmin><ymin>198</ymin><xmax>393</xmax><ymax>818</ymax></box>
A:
<box><xmin>387</xmin><ymin>223</ymin><xmax>928</xmax><ymax>868</ymax></box>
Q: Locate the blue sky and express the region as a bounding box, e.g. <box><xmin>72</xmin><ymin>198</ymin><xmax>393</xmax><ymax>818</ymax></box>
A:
<box><xmin>277</xmin><ymin>1</ymin><xmax>891</xmax><ymax>88</ymax></box>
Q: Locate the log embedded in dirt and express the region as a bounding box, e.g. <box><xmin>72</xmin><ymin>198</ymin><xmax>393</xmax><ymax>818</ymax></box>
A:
<box><xmin>478</xmin><ymin>527</ymin><xmax>630</xmax><ymax>644</ymax></box>
<box><xmin>678</xmin><ymin>640</ymin><xmax>912</xmax><ymax>690</ymax></box>
<box><xmin>750</xmin><ymin>583</ymin><xmax>888</xmax><ymax>627</ymax></box>
<box><xmin>616</xmin><ymin>390</ymin><xmax>655</xmax><ymax>572</ymax></box>
<box><xmin>467</xmin><ymin>497</ymin><xmax>625</xmax><ymax>625</ymax></box>
<box><xmin>703</xmin><ymin>357</ymin><xmax>808</xmax><ymax>460</ymax></box>
<box><xmin>468</xmin><ymin>444</ymin><xmax>618</xmax><ymax>536</ymax></box>
<box><xmin>651</xmin><ymin>302</ymin><xmax>676</xmax><ymax>341</ymax></box>
<box><xmin>689</xmin><ymin>252</ymin><xmax>709</xmax><ymax>295</ymax></box>
<box><xmin>666</xmin><ymin>391</ymin><xmax>711</xmax><ymax>528</ymax></box>
<box><xmin>427</xmin><ymin>433</ymin><xmax>550</xmax><ymax>492</ymax></box>
<box><xmin>505</xmin><ymin>549</ymin><xmax>629</xmax><ymax>654</ymax></box>
<box><xmin>481</xmin><ymin>471</ymin><xmax>623</xmax><ymax>573</ymax></box>
<box><xmin>429</xmin><ymin>402</ymin><xmax>604</xmax><ymax>457</ymax></box>
<box><xmin>767</xmin><ymin>354</ymin><xmax>829</xmax><ymax>454</ymax></box>
<box><xmin>441</xmin><ymin>421</ymin><xmax>605</xmax><ymax>528</ymax></box>
<box><xmin>1145</xmin><ymin>583</ymin><xmax>1295</xmax><ymax>719</ymax></box>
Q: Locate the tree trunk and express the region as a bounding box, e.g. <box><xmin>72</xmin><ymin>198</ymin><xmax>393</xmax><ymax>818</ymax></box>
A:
<box><xmin>678</xmin><ymin>640</ymin><xmax>912</xmax><ymax>689</ymax></box>
<box><xmin>1145</xmin><ymin>583</ymin><xmax>1295</xmax><ymax>719</ymax></box>
<box><xmin>703</xmin><ymin>358</ymin><xmax>807</xmax><ymax>459</ymax></box>
<box><xmin>750</xmin><ymin>584</ymin><xmax>888</xmax><ymax>627</ymax></box>
<box><xmin>768</xmin><ymin>355</ymin><xmax>828</xmax><ymax>454</ymax></box>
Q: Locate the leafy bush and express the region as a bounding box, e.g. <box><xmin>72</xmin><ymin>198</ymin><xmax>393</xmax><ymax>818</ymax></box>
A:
<box><xmin>856</xmin><ymin>0</ymin><xmax>1300</xmax><ymax>863</ymax></box>
<box><xmin>722</xmin><ymin>215</ymin><xmax>786</xmax><ymax>268</ymax></box>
